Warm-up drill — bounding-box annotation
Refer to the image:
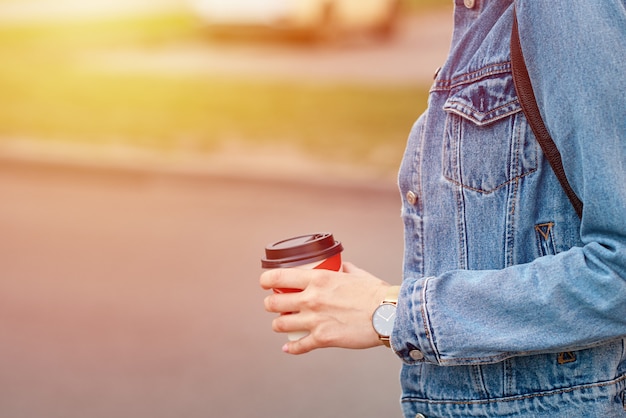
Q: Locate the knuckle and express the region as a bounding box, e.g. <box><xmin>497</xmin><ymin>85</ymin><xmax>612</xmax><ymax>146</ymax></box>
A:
<box><xmin>292</xmin><ymin>342</ymin><xmax>310</xmax><ymax>355</ymax></box>
<box><xmin>312</xmin><ymin>323</ymin><xmax>341</xmax><ymax>348</ymax></box>
<box><xmin>264</xmin><ymin>295</ymin><xmax>276</xmax><ymax>312</ymax></box>
<box><xmin>310</xmin><ymin>269</ymin><xmax>332</xmax><ymax>287</ymax></box>
<box><xmin>266</xmin><ymin>268</ymin><xmax>286</xmax><ymax>289</ymax></box>
<box><xmin>311</xmin><ymin>329</ymin><xmax>333</xmax><ymax>348</ymax></box>
<box><xmin>300</xmin><ymin>291</ymin><xmax>322</xmax><ymax>311</ymax></box>
<box><xmin>261</xmin><ymin>269</ymin><xmax>278</xmax><ymax>289</ymax></box>
<box><xmin>272</xmin><ymin>316</ymin><xmax>288</xmax><ymax>333</ymax></box>
<box><xmin>267</xmin><ymin>269</ymin><xmax>284</xmax><ymax>288</ymax></box>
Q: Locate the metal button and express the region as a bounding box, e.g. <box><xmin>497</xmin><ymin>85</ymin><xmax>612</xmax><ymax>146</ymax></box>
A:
<box><xmin>409</xmin><ymin>349</ymin><xmax>424</xmax><ymax>361</ymax></box>
<box><xmin>464</xmin><ymin>0</ymin><xmax>476</xmax><ymax>9</ymax></box>
<box><xmin>415</xmin><ymin>414</ymin><xmax>427</xmax><ymax>418</ymax></box>
<box><xmin>406</xmin><ymin>191</ymin><xmax>417</xmax><ymax>206</ymax></box>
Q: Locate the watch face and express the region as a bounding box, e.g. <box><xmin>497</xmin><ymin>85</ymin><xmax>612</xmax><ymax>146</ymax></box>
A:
<box><xmin>372</xmin><ymin>303</ymin><xmax>396</xmax><ymax>337</ymax></box>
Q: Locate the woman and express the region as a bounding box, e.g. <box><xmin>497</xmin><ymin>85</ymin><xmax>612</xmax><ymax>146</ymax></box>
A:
<box><xmin>261</xmin><ymin>0</ymin><xmax>626</xmax><ymax>416</ymax></box>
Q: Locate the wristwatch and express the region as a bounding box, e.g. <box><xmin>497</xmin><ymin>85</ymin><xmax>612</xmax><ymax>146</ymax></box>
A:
<box><xmin>372</xmin><ymin>285</ymin><xmax>400</xmax><ymax>348</ymax></box>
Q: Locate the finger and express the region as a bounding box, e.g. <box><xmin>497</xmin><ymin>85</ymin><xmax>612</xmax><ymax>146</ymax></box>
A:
<box><xmin>264</xmin><ymin>292</ymin><xmax>302</xmax><ymax>314</ymax></box>
<box><xmin>282</xmin><ymin>334</ymin><xmax>316</xmax><ymax>355</ymax></box>
<box><xmin>272</xmin><ymin>311</ymin><xmax>308</xmax><ymax>335</ymax></box>
<box><xmin>259</xmin><ymin>268</ymin><xmax>311</xmax><ymax>291</ymax></box>
<box><xmin>280</xmin><ymin>320</ymin><xmax>337</xmax><ymax>355</ymax></box>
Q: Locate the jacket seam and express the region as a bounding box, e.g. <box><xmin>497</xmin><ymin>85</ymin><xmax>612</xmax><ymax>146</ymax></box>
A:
<box><xmin>436</xmin><ymin>339</ymin><xmax>625</xmax><ymax>367</ymax></box>
<box><xmin>444</xmin><ymin>102</ymin><xmax>521</xmax><ymax>126</ymax></box>
<box><xmin>443</xmin><ymin>168</ymin><xmax>537</xmax><ymax>195</ymax></box>
<box><xmin>421</xmin><ymin>277</ymin><xmax>442</xmax><ymax>363</ymax></box>
<box><xmin>401</xmin><ymin>373</ymin><xmax>626</xmax><ymax>405</ymax></box>
<box><xmin>432</xmin><ymin>62</ymin><xmax>513</xmax><ymax>92</ymax></box>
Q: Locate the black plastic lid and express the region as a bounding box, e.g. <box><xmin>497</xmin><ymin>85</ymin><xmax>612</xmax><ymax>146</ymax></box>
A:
<box><xmin>261</xmin><ymin>233</ymin><xmax>343</xmax><ymax>268</ymax></box>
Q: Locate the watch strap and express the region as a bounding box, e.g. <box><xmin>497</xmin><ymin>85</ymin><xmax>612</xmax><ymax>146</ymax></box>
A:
<box><xmin>382</xmin><ymin>285</ymin><xmax>400</xmax><ymax>305</ymax></box>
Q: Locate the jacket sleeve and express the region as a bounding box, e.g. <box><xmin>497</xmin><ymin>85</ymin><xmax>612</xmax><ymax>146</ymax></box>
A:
<box><xmin>391</xmin><ymin>0</ymin><xmax>626</xmax><ymax>366</ymax></box>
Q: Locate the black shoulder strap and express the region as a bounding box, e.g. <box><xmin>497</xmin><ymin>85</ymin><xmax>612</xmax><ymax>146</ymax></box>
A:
<box><xmin>510</xmin><ymin>12</ymin><xmax>583</xmax><ymax>218</ymax></box>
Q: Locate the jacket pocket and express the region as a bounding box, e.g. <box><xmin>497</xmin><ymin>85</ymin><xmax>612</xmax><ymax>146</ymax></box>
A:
<box><xmin>443</xmin><ymin>70</ymin><xmax>537</xmax><ymax>194</ymax></box>
<box><xmin>535</xmin><ymin>222</ymin><xmax>557</xmax><ymax>256</ymax></box>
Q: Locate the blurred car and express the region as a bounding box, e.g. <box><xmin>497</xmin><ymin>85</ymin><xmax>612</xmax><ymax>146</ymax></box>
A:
<box><xmin>187</xmin><ymin>0</ymin><xmax>401</xmax><ymax>40</ymax></box>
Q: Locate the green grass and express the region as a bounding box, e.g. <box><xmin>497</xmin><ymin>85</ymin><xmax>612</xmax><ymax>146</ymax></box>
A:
<box><xmin>0</xmin><ymin>9</ymin><xmax>434</xmax><ymax>171</ymax></box>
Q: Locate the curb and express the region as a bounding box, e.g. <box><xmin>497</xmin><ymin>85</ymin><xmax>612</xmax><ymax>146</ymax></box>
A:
<box><xmin>0</xmin><ymin>139</ymin><xmax>399</xmax><ymax>193</ymax></box>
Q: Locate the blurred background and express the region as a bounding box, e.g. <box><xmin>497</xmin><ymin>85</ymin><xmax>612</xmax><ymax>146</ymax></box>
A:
<box><xmin>0</xmin><ymin>0</ymin><xmax>452</xmax><ymax>417</ymax></box>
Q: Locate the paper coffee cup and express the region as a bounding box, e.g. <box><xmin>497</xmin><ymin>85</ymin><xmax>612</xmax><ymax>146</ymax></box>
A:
<box><xmin>262</xmin><ymin>233</ymin><xmax>343</xmax><ymax>341</ymax></box>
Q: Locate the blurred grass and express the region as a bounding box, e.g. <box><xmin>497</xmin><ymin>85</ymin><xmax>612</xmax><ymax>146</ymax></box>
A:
<box><xmin>0</xmin><ymin>7</ymin><xmax>436</xmax><ymax>171</ymax></box>
<box><xmin>406</xmin><ymin>0</ymin><xmax>450</xmax><ymax>11</ymax></box>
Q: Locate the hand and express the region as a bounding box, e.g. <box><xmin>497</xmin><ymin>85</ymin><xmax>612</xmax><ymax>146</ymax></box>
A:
<box><xmin>260</xmin><ymin>262</ymin><xmax>391</xmax><ymax>355</ymax></box>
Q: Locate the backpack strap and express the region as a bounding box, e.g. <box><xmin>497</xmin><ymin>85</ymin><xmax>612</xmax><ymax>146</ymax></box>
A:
<box><xmin>510</xmin><ymin>11</ymin><xmax>583</xmax><ymax>219</ymax></box>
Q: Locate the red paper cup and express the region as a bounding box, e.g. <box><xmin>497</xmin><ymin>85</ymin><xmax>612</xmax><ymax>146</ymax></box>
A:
<box><xmin>262</xmin><ymin>233</ymin><xmax>343</xmax><ymax>341</ymax></box>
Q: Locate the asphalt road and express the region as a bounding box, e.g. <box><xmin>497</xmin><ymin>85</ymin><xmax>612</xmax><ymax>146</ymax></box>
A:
<box><xmin>0</xmin><ymin>3</ymin><xmax>452</xmax><ymax>416</ymax></box>
<box><xmin>0</xmin><ymin>160</ymin><xmax>405</xmax><ymax>418</ymax></box>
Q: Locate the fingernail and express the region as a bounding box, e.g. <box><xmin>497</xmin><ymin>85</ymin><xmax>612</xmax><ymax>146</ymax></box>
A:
<box><xmin>282</xmin><ymin>343</ymin><xmax>289</xmax><ymax>353</ymax></box>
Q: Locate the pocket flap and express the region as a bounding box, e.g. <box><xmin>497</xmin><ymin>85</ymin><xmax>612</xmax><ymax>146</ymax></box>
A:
<box><xmin>443</xmin><ymin>72</ymin><xmax>521</xmax><ymax>126</ymax></box>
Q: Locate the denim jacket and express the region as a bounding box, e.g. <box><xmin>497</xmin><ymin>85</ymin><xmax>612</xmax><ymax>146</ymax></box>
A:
<box><xmin>392</xmin><ymin>0</ymin><xmax>626</xmax><ymax>416</ymax></box>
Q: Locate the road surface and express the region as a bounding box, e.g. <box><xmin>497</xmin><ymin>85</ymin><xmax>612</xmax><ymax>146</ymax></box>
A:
<box><xmin>0</xmin><ymin>159</ymin><xmax>405</xmax><ymax>418</ymax></box>
<box><xmin>0</xmin><ymin>3</ymin><xmax>452</xmax><ymax>415</ymax></box>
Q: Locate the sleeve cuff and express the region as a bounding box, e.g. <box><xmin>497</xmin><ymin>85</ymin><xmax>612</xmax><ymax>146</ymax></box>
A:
<box><xmin>390</xmin><ymin>276</ymin><xmax>440</xmax><ymax>365</ymax></box>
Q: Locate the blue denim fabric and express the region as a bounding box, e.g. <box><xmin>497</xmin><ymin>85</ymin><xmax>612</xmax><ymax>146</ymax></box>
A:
<box><xmin>393</xmin><ymin>0</ymin><xmax>626</xmax><ymax>416</ymax></box>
